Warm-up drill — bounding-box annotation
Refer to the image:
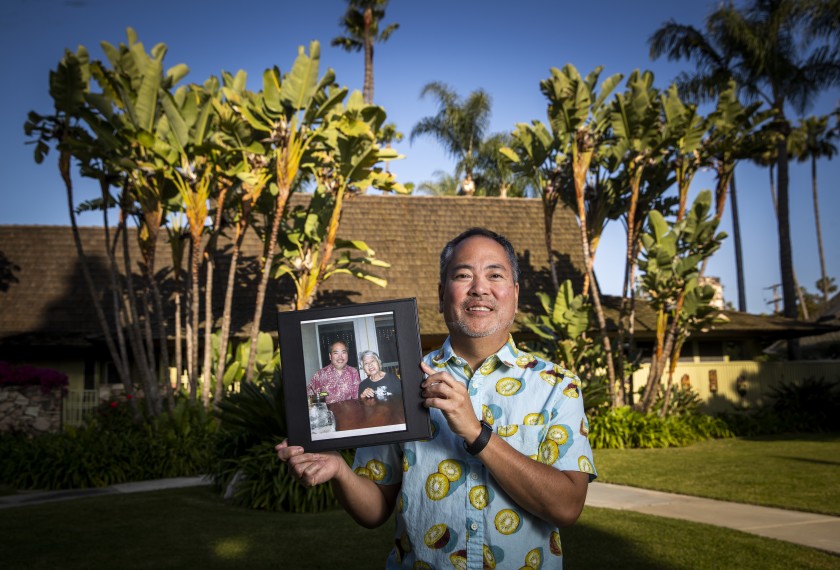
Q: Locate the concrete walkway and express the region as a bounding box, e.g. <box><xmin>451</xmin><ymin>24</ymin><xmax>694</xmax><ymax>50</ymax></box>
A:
<box><xmin>1</xmin><ymin>478</ymin><xmax>838</xmax><ymax>555</ymax></box>
<box><xmin>586</xmin><ymin>482</ymin><xmax>840</xmax><ymax>555</ymax></box>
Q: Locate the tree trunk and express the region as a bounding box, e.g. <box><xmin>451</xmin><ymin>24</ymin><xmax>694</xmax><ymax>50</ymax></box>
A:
<box><xmin>542</xmin><ymin>190</ymin><xmax>560</xmax><ymax>293</ymax></box>
<box><xmin>246</xmin><ymin>186</ymin><xmax>291</xmax><ymax>382</ymax></box>
<box><xmin>572</xmin><ymin>145</ymin><xmax>619</xmax><ymax>407</ymax></box>
<box><xmin>776</xmin><ymin>132</ymin><xmax>801</xmax><ymax>359</ymax></box>
<box><xmin>767</xmin><ymin>163</ymin><xmax>809</xmax><ymax>319</ymax></box>
<box><xmin>811</xmin><ymin>156</ymin><xmax>829</xmax><ymax>303</ymax></box>
<box><xmin>730</xmin><ymin>172</ymin><xmax>747</xmax><ymax>312</ymax></box>
<box><xmin>200</xmin><ymin>250</ymin><xmax>214</xmax><ymax>407</ymax></box>
<box><xmin>214</xmin><ymin>221</ymin><xmax>248</xmax><ymax>401</ymax></box>
<box><xmin>59</xmin><ymin>149</ymin><xmax>139</xmax><ymax>417</ymax></box>
<box><xmin>363</xmin><ymin>7</ymin><xmax>374</xmax><ymax>104</ymax></box>
<box><xmin>120</xmin><ymin>225</ymin><xmax>158</xmax><ymax>416</ymax></box>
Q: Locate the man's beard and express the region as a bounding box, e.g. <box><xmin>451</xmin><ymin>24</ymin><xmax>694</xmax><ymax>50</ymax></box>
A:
<box><xmin>446</xmin><ymin>312</ymin><xmax>515</xmax><ymax>338</ymax></box>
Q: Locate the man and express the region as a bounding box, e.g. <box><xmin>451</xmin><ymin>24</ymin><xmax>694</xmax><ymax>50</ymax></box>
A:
<box><xmin>278</xmin><ymin>228</ymin><xmax>595</xmax><ymax>568</ymax></box>
<box><xmin>308</xmin><ymin>340</ymin><xmax>361</xmax><ymax>404</ymax></box>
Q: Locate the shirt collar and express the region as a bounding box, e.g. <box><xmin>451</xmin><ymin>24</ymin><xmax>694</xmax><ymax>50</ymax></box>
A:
<box><xmin>432</xmin><ymin>335</ymin><xmax>520</xmax><ymax>368</ymax></box>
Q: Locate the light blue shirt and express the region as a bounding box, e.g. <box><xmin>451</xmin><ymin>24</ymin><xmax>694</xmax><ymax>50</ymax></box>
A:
<box><xmin>352</xmin><ymin>335</ymin><xmax>597</xmax><ymax>569</ymax></box>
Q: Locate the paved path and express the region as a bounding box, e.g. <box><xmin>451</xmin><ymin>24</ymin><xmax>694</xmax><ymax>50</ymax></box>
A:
<box><xmin>2</xmin><ymin>478</ymin><xmax>838</xmax><ymax>555</ymax></box>
<box><xmin>586</xmin><ymin>482</ymin><xmax>840</xmax><ymax>555</ymax></box>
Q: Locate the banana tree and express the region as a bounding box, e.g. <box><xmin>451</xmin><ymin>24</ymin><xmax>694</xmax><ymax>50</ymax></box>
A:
<box><xmin>637</xmin><ymin>190</ymin><xmax>726</xmax><ymax>412</ymax></box>
<box><xmin>25</xmin><ymin>46</ymin><xmax>140</xmax><ymax>417</ymax></box>
<box><xmin>222</xmin><ymin>41</ymin><xmax>349</xmax><ymax>382</ymax></box>
<box><xmin>542</xmin><ymin>64</ymin><xmax>623</xmax><ymax>407</ymax></box>
<box><xmin>275</xmin><ymin>91</ymin><xmax>407</xmax><ymax>310</ymax></box>
<box><xmin>521</xmin><ymin>280</ymin><xmax>602</xmax><ymax>380</ymax></box>
<box><xmin>661</xmin><ymin>84</ymin><xmax>707</xmax><ymax>221</ymax></box>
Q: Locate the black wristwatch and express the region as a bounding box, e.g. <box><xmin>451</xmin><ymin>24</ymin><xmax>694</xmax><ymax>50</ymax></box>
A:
<box><xmin>464</xmin><ymin>420</ymin><xmax>493</xmax><ymax>455</ymax></box>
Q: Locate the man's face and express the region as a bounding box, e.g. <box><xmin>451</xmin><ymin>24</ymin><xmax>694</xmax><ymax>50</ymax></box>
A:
<box><xmin>328</xmin><ymin>342</ymin><xmax>348</xmax><ymax>371</ymax></box>
<box><xmin>439</xmin><ymin>235</ymin><xmax>519</xmax><ymax>343</ymax></box>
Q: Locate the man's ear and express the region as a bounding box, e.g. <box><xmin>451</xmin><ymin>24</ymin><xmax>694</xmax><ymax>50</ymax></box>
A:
<box><xmin>514</xmin><ymin>282</ymin><xmax>520</xmax><ymax>313</ymax></box>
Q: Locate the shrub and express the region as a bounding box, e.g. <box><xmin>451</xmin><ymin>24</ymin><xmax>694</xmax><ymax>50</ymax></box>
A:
<box><xmin>0</xmin><ymin>397</ymin><xmax>216</xmax><ymax>490</ymax></box>
<box><xmin>719</xmin><ymin>377</ymin><xmax>840</xmax><ymax>436</ymax></box>
<box><xmin>589</xmin><ymin>407</ymin><xmax>732</xmax><ymax>449</ymax></box>
<box><xmin>210</xmin><ymin>372</ymin><xmax>350</xmax><ymax>512</ymax></box>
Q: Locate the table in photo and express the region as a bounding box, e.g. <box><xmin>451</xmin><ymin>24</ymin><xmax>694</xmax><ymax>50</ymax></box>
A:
<box><xmin>327</xmin><ymin>397</ymin><xmax>406</xmax><ymax>431</ymax></box>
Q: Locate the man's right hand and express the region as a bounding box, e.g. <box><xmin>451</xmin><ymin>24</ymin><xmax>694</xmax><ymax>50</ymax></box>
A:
<box><xmin>276</xmin><ymin>440</ymin><xmax>344</xmax><ymax>488</ymax></box>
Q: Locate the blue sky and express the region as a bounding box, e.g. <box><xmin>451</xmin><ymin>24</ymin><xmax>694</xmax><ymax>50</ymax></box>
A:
<box><xmin>1</xmin><ymin>0</ymin><xmax>838</xmax><ymax>315</ymax></box>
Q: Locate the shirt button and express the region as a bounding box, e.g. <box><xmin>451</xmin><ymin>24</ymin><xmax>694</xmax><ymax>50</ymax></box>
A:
<box><xmin>471</xmin><ymin>473</ymin><xmax>479</xmax><ymax>480</ymax></box>
<box><xmin>470</xmin><ymin>523</ymin><xmax>478</xmax><ymax>531</ymax></box>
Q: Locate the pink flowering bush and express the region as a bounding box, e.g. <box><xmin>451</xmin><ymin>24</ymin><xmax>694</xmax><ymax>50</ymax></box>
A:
<box><xmin>0</xmin><ymin>361</ymin><xmax>68</xmax><ymax>393</ymax></box>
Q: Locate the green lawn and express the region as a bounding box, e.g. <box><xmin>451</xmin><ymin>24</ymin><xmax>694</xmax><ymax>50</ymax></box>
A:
<box><xmin>593</xmin><ymin>432</ymin><xmax>840</xmax><ymax>515</ymax></box>
<box><xmin>1</xmin><ymin>486</ymin><xmax>838</xmax><ymax>570</ymax></box>
<box><xmin>3</xmin><ymin>433</ymin><xmax>839</xmax><ymax>568</ymax></box>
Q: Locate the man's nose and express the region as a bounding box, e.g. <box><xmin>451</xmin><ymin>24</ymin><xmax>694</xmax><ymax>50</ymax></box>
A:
<box><xmin>468</xmin><ymin>275</ymin><xmax>490</xmax><ymax>295</ymax></box>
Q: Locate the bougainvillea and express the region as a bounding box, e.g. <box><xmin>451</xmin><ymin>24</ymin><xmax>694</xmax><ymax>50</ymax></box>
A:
<box><xmin>0</xmin><ymin>361</ymin><xmax>68</xmax><ymax>393</ymax></box>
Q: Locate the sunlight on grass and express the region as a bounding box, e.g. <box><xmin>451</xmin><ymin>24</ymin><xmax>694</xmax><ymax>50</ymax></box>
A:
<box><xmin>213</xmin><ymin>536</ymin><xmax>252</xmax><ymax>559</ymax></box>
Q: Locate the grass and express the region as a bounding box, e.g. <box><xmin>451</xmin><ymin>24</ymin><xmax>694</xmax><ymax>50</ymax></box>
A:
<box><xmin>593</xmin><ymin>432</ymin><xmax>840</xmax><ymax>515</ymax></box>
<box><xmin>2</xmin><ymin>433</ymin><xmax>838</xmax><ymax>568</ymax></box>
<box><xmin>1</xmin><ymin>486</ymin><xmax>838</xmax><ymax>570</ymax></box>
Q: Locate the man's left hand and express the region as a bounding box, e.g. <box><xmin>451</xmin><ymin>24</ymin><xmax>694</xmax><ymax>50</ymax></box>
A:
<box><xmin>420</xmin><ymin>361</ymin><xmax>482</xmax><ymax>445</ymax></box>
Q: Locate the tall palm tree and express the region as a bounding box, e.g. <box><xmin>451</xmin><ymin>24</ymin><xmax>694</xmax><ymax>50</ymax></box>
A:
<box><xmin>331</xmin><ymin>0</ymin><xmax>399</xmax><ymax>104</ymax></box>
<box><xmin>650</xmin><ymin>0</ymin><xmax>840</xmax><ymax>358</ymax></box>
<box><xmin>790</xmin><ymin>115</ymin><xmax>837</xmax><ymax>303</ymax></box>
<box><xmin>416</xmin><ymin>170</ymin><xmax>459</xmax><ymax>196</ymax></box>
<box><xmin>410</xmin><ymin>82</ymin><xmax>492</xmax><ymax>195</ymax></box>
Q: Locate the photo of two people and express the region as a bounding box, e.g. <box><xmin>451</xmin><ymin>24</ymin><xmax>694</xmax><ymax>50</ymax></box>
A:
<box><xmin>278</xmin><ymin>298</ymin><xmax>429</xmax><ymax>452</ymax></box>
<box><xmin>301</xmin><ymin>311</ymin><xmax>406</xmax><ymax>441</ymax></box>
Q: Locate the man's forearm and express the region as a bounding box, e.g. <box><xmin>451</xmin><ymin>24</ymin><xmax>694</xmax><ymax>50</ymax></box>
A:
<box><xmin>331</xmin><ymin>462</ymin><xmax>398</xmax><ymax>529</ymax></box>
<box><xmin>477</xmin><ymin>435</ymin><xmax>589</xmax><ymax>527</ymax></box>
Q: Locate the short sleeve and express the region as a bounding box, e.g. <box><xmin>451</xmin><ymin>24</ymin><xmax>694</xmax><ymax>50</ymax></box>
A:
<box><xmin>352</xmin><ymin>443</ymin><xmax>404</xmax><ymax>486</ymax></box>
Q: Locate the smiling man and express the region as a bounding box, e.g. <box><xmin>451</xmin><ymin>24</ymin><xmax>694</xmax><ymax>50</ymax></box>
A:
<box><xmin>278</xmin><ymin>228</ymin><xmax>596</xmax><ymax>568</ymax></box>
<box><xmin>308</xmin><ymin>340</ymin><xmax>361</xmax><ymax>404</ymax></box>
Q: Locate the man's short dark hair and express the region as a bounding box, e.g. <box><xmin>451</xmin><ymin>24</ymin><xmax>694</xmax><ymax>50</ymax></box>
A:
<box><xmin>439</xmin><ymin>227</ymin><xmax>520</xmax><ymax>285</ymax></box>
<box><xmin>329</xmin><ymin>340</ymin><xmax>348</xmax><ymax>352</ymax></box>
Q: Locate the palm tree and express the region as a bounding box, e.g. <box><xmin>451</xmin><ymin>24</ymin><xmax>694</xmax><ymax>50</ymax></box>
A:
<box><xmin>410</xmin><ymin>82</ymin><xmax>492</xmax><ymax>196</ymax></box>
<box><xmin>416</xmin><ymin>170</ymin><xmax>459</xmax><ymax>196</ymax></box>
<box><xmin>789</xmin><ymin>115</ymin><xmax>837</xmax><ymax>303</ymax></box>
<box><xmin>650</xmin><ymin>1</ymin><xmax>840</xmax><ymax>358</ymax></box>
<box><xmin>475</xmin><ymin>133</ymin><xmax>532</xmax><ymax>198</ymax></box>
<box><xmin>331</xmin><ymin>0</ymin><xmax>399</xmax><ymax>104</ymax></box>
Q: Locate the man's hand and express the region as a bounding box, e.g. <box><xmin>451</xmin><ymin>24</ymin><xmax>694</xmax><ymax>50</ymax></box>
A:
<box><xmin>420</xmin><ymin>361</ymin><xmax>482</xmax><ymax>445</ymax></box>
<box><xmin>275</xmin><ymin>440</ymin><xmax>344</xmax><ymax>488</ymax></box>
<box><xmin>360</xmin><ymin>387</ymin><xmax>375</xmax><ymax>399</ymax></box>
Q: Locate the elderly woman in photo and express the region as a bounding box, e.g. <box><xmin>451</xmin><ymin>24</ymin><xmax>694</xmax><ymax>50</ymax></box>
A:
<box><xmin>357</xmin><ymin>350</ymin><xmax>402</xmax><ymax>400</ymax></box>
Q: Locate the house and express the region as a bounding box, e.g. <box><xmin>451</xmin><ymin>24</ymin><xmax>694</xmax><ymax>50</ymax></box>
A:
<box><xmin>1</xmin><ymin>194</ymin><xmax>836</xmax><ymax>421</ymax></box>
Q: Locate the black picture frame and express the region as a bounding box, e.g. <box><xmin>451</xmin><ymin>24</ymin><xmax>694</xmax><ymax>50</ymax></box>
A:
<box><xmin>277</xmin><ymin>298</ymin><xmax>430</xmax><ymax>452</ymax></box>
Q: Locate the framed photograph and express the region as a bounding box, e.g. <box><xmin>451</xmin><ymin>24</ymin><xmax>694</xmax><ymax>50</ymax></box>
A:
<box><xmin>277</xmin><ymin>298</ymin><xmax>431</xmax><ymax>452</ymax></box>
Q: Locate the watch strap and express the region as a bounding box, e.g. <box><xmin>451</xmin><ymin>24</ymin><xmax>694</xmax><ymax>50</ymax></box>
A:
<box><xmin>464</xmin><ymin>420</ymin><xmax>493</xmax><ymax>455</ymax></box>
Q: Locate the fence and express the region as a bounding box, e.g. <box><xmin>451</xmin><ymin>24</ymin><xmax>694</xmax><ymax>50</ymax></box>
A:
<box><xmin>631</xmin><ymin>360</ymin><xmax>840</xmax><ymax>413</ymax></box>
<box><xmin>63</xmin><ymin>390</ymin><xmax>99</xmax><ymax>427</ymax></box>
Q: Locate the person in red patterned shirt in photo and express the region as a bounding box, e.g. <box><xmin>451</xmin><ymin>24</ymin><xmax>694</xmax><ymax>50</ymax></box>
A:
<box><xmin>308</xmin><ymin>340</ymin><xmax>361</xmax><ymax>404</ymax></box>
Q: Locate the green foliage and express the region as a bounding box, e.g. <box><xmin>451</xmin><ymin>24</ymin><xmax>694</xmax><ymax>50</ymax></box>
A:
<box><xmin>213</xmin><ymin>331</ymin><xmax>278</xmax><ymax>388</ymax></box>
<box><xmin>520</xmin><ymin>279</ymin><xmax>613</xmax><ymax>414</ymax></box>
<box><xmin>650</xmin><ymin>384</ymin><xmax>704</xmax><ymax>416</ymax></box>
<box><xmin>210</xmin><ymin>373</ymin><xmax>352</xmax><ymax>512</ymax></box>
<box><xmin>0</xmin><ymin>398</ymin><xmax>216</xmax><ymax>490</ymax></box>
<box><xmin>719</xmin><ymin>377</ymin><xmax>840</xmax><ymax>436</ymax></box>
<box><xmin>590</xmin><ymin>407</ymin><xmax>732</xmax><ymax>449</ymax></box>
